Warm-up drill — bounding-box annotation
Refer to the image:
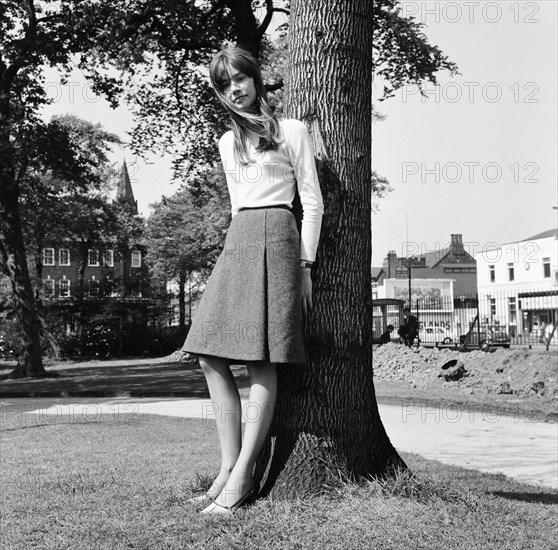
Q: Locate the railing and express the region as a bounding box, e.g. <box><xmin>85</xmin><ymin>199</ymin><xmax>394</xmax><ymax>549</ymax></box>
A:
<box><xmin>373</xmin><ymin>288</ymin><xmax>558</xmax><ymax>348</ymax></box>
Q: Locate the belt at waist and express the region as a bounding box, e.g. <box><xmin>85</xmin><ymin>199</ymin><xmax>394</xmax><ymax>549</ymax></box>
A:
<box><xmin>238</xmin><ymin>204</ymin><xmax>292</xmax><ymax>213</ymax></box>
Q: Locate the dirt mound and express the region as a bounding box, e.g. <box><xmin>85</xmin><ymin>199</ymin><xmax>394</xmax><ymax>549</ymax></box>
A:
<box><xmin>372</xmin><ymin>344</ymin><xmax>557</xmax><ymax>404</ymax></box>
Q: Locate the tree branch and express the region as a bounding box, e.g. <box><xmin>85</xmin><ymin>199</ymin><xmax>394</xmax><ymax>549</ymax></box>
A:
<box><xmin>257</xmin><ymin>0</ymin><xmax>275</xmax><ymax>37</ymax></box>
<box><xmin>36</xmin><ymin>13</ymin><xmax>65</xmax><ymax>24</ymax></box>
<box><xmin>257</xmin><ymin>1</ymin><xmax>290</xmax><ymax>38</ymax></box>
<box><xmin>200</xmin><ymin>0</ymin><xmax>227</xmax><ymax>26</ymax></box>
<box><xmin>265</xmin><ymin>79</ymin><xmax>284</xmax><ymax>92</ymax></box>
<box><xmin>4</xmin><ymin>0</ymin><xmax>38</xmax><ymax>89</ymax></box>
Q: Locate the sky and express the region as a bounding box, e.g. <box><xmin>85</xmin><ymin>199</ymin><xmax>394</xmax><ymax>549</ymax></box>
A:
<box><xmin>372</xmin><ymin>0</ymin><xmax>558</xmax><ymax>265</ymax></box>
<box><xmin>39</xmin><ymin>2</ymin><xmax>557</xmax><ymax>266</ymax></box>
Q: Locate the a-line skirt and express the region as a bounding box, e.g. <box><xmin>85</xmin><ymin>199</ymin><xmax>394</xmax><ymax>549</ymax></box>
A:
<box><xmin>181</xmin><ymin>205</ymin><xmax>306</xmax><ymax>364</ymax></box>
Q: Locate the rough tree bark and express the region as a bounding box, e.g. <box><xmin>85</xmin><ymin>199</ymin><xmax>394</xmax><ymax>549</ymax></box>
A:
<box><xmin>0</xmin><ymin>11</ymin><xmax>49</xmax><ymax>378</ymax></box>
<box><xmin>254</xmin><ymin>0</ymin><xmax>406</xmax><ymax>498</ymax></box>
<box><xmin>0</xmin><ymin>171</ymin><xmax>47</xmax><ymax>378</ymax></box>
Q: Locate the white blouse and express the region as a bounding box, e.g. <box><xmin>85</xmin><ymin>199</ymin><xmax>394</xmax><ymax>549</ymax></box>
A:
<box><xmin>218</xmin><ymin>118</ymin><xmax>324</xmax><ymax>262</ymax></box>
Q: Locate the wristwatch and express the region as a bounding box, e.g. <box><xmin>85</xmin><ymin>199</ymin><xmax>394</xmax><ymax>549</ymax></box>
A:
<box><xmin>300</xmin><ymin>260</ymin><xmax>313</xmax><ymax>269</ymax></box>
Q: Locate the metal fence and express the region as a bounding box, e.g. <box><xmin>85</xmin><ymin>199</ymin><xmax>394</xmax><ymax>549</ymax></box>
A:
<box><xmin>373</xmin><ymin>288</ymin><xmax>558</xmax><ymax>348</ymax></box>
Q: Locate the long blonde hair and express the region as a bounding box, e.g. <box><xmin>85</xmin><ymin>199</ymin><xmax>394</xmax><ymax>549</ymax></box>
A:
<box><xmin>209</xmin><ymin>46</ymin><xmax>282</xmax><ymax>164</ymax></box>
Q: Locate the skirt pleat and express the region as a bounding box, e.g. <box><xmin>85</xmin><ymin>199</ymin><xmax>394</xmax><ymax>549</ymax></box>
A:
<box><xmin>181</xmin><ymin>207</ymin><xmax>306</xmax><ymax>364</ymax></box>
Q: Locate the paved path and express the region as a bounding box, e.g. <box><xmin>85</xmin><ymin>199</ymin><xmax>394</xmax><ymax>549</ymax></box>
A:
<box><xmin>23</xmin><ymin>397</ymin><xmax>558</xmax><ymax>490</ymax></box>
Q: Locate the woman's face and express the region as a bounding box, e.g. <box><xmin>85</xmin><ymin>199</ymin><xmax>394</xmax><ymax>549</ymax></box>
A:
<box><xmin>222</xmin><ymin>69</ymin><xmax>257</xmax><ymax>110</ymax></box>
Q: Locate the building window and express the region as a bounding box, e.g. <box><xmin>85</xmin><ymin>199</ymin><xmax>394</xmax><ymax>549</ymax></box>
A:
<box><xmin>59</xmin><ymin>248</ymin><xmax>70</xmax><ymax>266</ymax></box>
<box><xmin>43</xmin><ymin>279</ymin><xmax>55</xmax><ymax>297</ymax></box>
<box><xmin>543</xmin><ymin>257</ymin><xmax>551</xmax><ymax>278</ymax></box>
<box><xmin>43</xmin><ymin>248</ymin><xmax>55</xmax><ymax>266</ymax></box>
<box><xmin>88</xmin><ymin>249</ymin><xmax>100</xmax><ymax>267</ymax></box>
<box><xmin>489</xmin><ymin>265</ymin><xmax>495</xmax><ymax>283</ymax></box>
<box><xmin>103</xmin><ymin>249</ymin><xmax>114</xmax><ymax>267</ymax></box>
<box><xmin>508</xmin><ymin>297</ymin><xmax>516</xmax><ymax>313</ymax></box>
<box><xmin>104</xmin><ymin>278</ymin><xmax>115</xmax><ymax>297</ymax></box>
<box><xmin>507</xmin><ymin>263</ymin><xmax>514</xmax><ymax>282</ymax></box>
<box><xmin>131</xmin><ymin>250</ymin><xmax>141</xmax><ymax>268</ymax></box>
<box><xmin>490</xmin><ymin>298</ymin><xmax>496</xmax><ymax>317</ymax></box>
<box><xmin>59</xmin><ymin>279</ymin><xmax>71</xmax><ymax>297</ymax></box>
<box><xmin>89</xmin><ymin>277</ymin><xmax>100</xmax><ymax>297</ymax></box>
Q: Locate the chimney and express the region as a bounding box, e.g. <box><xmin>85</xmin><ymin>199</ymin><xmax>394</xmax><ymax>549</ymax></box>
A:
<box><xmin>450</xmin><ymin>234</ymin><xmax>464</xmax><ymax>254</ymax></box>
<box><xmin>386</xmin><ymin>250</ymin><xmax>397</xmax><ymax>278</ymax></box>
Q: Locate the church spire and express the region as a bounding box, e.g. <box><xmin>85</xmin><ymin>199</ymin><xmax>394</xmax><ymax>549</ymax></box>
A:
<box><xmin>116</xmin><ymin>159</ymin><xmax>138</xmax><ymax>214</ymax></box>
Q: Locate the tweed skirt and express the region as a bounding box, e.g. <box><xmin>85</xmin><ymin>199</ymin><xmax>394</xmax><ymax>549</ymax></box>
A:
<box><xmin>181</xmin><ymin>206</ymin><xmax>306</xmax><ymax>364</ymax></box>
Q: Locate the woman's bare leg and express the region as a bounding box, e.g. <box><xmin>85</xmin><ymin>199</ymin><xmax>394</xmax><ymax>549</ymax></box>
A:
<box><xmin>202</xmin><ymin>360</ymin><xmax>277</xmax><ymax>513</ymax></box>
<box><xmin>197</xmin><ymin>354</ymin><xmax>242</xmax><ymax>498</ymax></box>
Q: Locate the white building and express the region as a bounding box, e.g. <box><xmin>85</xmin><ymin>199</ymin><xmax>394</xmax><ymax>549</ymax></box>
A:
<box><xmin>475</xmin><ymin>228</ymin><xmax>558</xmax><ymax>342</ymax></box>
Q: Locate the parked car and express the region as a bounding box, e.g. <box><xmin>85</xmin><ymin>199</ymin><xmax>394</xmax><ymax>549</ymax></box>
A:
<box><xmin>419</xmin><ymin>326</ymin><xmax>453</xmax><ymax>345</ymax></box>
<box><xmin>460</xmin><ymin>326</ymin><xmax>510</xmax><ymax>348</ymax></box>
<box><xmin>487</xmin><ymin>327</ymin><xmax>511</xmax><ymax>348</ymax></box>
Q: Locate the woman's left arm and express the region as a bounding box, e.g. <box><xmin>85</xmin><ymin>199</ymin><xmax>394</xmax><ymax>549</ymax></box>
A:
<box><xmin>287</xmin><ymin>120</ymin><xmax>324</xmax><ymax>315</ymax></box>
<box><xmin>300</xmin><ymin>268</ymin><xmax>313</xmax><ymax>317</ymax></box>
<box><xmin>288</xmin><ymin>120</ymin><xmax>324</xmax><ymax>264</ymax></box>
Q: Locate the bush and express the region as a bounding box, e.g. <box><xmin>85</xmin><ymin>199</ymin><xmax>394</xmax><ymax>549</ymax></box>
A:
<box><xmin>54</xmin><ymin>323</ymin><xmax>187</xmax><ymax>359</ymax></box>
<box><xmin>0</xmin><ymin>320</ymin><xmax>19</xmax><ymax>359</ymax></box>
<box><xmin>1</xmin><ymin>302</ymin><xmax>188</xmax><ymax>360</ymax></box>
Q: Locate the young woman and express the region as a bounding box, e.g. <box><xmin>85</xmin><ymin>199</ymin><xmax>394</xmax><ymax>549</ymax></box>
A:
<box><xmin>181</xmin><ymin>46</ymin><xmax>324</xmax><ymax>515</ymax></box>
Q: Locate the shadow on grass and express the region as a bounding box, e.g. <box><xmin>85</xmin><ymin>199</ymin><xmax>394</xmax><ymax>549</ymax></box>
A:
<box><xmin>490</xmin><ymin>491</ymin><xmax>558</xmax><ymax>505</ymax></box>
<box><xmin>0</xmin><ymin>359</ymin><xmax>249</xmax><ymax>399</ymax></box>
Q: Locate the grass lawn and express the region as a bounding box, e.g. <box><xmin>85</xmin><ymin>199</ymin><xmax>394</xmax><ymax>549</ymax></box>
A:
<box><xmin>1</xmin><ymin>408</ymin><xmax>556</xmax><ymax>550</ymax></box>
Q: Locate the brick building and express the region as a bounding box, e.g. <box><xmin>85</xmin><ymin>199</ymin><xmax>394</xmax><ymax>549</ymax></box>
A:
<box><xmin>40</xmin><ymin>160</ymin><xmax>148</xmax><ymax>301</ymax></box>
<box><xmin>376</xmin><ymin>234</ymin><xmax>477</xmax><ymax>296</ymax></box>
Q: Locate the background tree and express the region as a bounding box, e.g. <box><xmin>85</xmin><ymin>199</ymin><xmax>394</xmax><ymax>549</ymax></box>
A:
<box><xmin>11</xmin><ymin>114</ymin><xmax>136</xmax><ymax>361</ymax></box>
<box><xmin>145</xmin><ymin>164</ymin><xmax>230</xmax><ymax>330</ymax></box>
<box><xmin>373</xmin><ymin>0</ymin><xmax>458</xmax><ymax>100</ymax></box>
<box><xmin>0</xmin><ymin>0</ymin><xmax>130</xmax><ymax>376</ymax></box>
<box><xmin>20</xmin><ymin>116</ymin><xmax>122</xmax><ymax>294</ymax></box>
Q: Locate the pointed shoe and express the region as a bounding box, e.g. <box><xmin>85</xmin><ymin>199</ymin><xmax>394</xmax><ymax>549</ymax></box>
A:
<box><xmin>187</xmin><ymin>493</ymin><xmax>212</xmax><ymax>504</ymax></box>
<box><xmin>200</xmin><ymin>487</ymin><xmax>255</xmax><ymax>515</ymax></box>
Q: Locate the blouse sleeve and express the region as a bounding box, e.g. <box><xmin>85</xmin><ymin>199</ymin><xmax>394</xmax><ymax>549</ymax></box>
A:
<box><xmin>218</xmin><ymin>133</ymin><xmax>239</xmax><ymax>218</ymax></box>
<box><xmin>286</xmin><ymin>120</ymin><xmax>324</xmax><ymax>262</ymax></box>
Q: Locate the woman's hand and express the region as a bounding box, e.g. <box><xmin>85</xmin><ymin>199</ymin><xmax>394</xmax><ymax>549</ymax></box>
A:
<box><xmin>300</xmin><ymin>268</ymin><xmax>313</xmax><ymax>317</ymax></box>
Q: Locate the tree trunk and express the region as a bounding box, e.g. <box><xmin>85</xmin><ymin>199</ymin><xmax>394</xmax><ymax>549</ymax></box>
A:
<box><xmin>77</xmin><ymin>241</ymin><xmax>89</xmax><ymax>353</ymax></box>
<box><xmin>0</xmin><ymin>177</ymin><xmax>47</xmax><ymax>379</ymax></box>
<box><xmin>188</xmin><ymin>275</ymin><xmax>192</xmax><ymax>325</ymax></box>
<box><xmin>33</xmin><ymin>233</ymin><xmax>44</xmax><ymax>299</ymax></box>
<box><xmin>254</xmin><ymin>0</ymin><xmax>405</xmax><ymax>498</ymax></box>
<box><xmin>226</xmin><ymin>0</ymin><xmax>261</xmax><ymax>58</ymax></box>
<box><xmin>178</xmin><ymin>271</ymin><xmax>186</xmax><ymax>330</ymax></box>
